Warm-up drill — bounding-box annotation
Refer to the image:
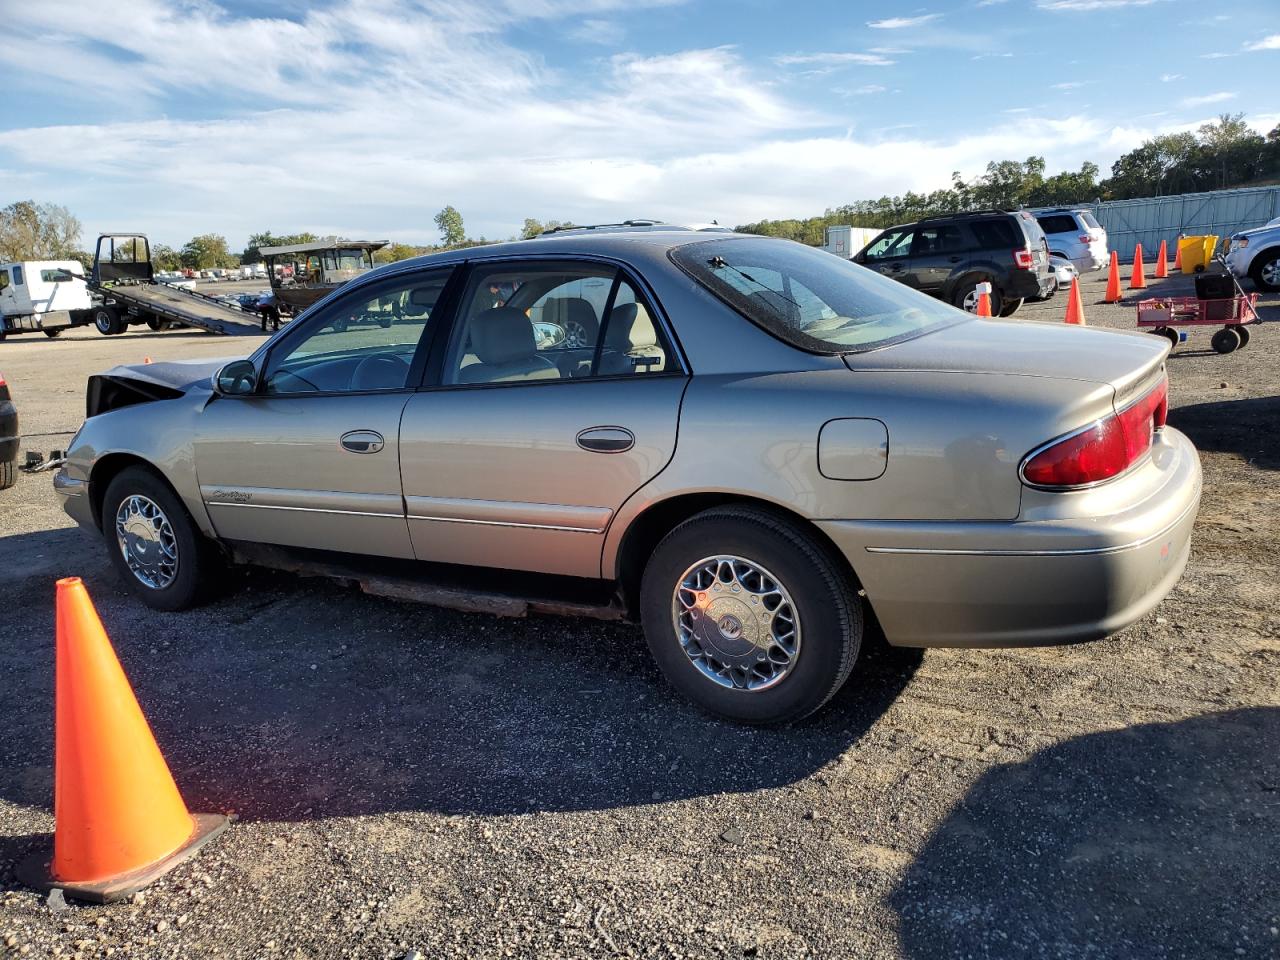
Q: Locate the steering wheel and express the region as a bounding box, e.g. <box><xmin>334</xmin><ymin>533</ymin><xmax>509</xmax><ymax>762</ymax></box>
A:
<box><xmin>349</xmin><ymin>353</ymin><xmax>411</xmax><ymax>391</ymax></box>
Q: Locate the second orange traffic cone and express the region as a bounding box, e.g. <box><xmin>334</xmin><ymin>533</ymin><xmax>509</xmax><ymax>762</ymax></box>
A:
<box><xmin>1103</xmin><ymin>251</ymin><xmax>1122</xmax><ymax>303</ymax></box>
<box><xmin>1130</xmin><ymin>243</ymin><xmax>1147</xmax><ymax>290</ymax></box>
<box><xmin>1064</xmin><ymin>277</ymin><xmax>1086</xmax><ymax>326</ymax></box>
<box><xmin>1154</xmin><ymin>239</ymin><xmax>1169</xmax><ymax>279</ymax></box>
<box><xmin>17</xmin><ymin>577</ymin><xmax>229</xmax><ymax>903</ymax></box>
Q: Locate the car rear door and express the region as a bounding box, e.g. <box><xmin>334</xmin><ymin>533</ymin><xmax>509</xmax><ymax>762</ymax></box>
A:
<box><xmin>398</xmin><ymin>257</ymin><xmax>687</xmax><ymax>579</ymax></box>
<box><xmin>193</xmin><ymin>266</ymin><xmax>456</xmax><ymax>559</ymax></box>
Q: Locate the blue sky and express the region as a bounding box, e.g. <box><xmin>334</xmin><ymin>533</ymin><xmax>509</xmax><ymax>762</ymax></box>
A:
<box><xmin>1</xmin><ymin>0</ymin><xmax>1276</xmax><ymax>250</ymax></box>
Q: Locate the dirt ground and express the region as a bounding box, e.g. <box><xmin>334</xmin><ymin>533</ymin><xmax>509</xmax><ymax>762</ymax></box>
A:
<box><xmin>0</xmin><ymin>267</ymin><xmax>1277</xmax><ymax>959</ymax></box>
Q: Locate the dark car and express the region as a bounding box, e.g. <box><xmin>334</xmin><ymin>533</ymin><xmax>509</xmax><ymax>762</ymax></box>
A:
<box><xmin>0</xmin><ymin>371</ymin><xmax>17</xmax><ymax>490</ymax></box>
<box><xmin>853</xmin><ymin>209</ymin><xmax>1054</xmax><ymax>317</ymax></box>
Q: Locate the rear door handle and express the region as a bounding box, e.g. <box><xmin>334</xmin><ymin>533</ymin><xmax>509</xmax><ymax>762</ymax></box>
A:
<box><xmin>948</xmin><ymin>256</ymin><xmax>963</xmax><ymax>263</ymax></box>
<box><xmin>576</xmin><ymin>426</ymin><xmax>634</xmax><ymax>454</ymax></box>
<box><xmin>340</xmin><ymin>430</ymin><xmax>385</xmax><ymax>454</ymax></box>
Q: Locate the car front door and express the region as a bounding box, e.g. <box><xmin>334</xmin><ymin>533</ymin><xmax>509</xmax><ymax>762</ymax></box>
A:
<box><xmin>398</xmin><ymin>258</ymin><xmax>687</xmax><ymax>578</ymax></box>
<box><xmin>909</xmin><ymin>223</ymin><xmax>971</xmax><ymax>296</ymax></box>
<box><xmin>193</xmin><ymin>267</ymin><xmax>455</xmax><ymax>559</ymax></box>
<box><xmin>855</xmin><ymin>228</ymin><xmax>917</xmax><ymax>288</ymax></box>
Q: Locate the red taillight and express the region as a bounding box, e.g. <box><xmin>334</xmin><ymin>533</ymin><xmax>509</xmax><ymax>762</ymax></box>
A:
<box><xmin>0</xmin><ymin>372</ymin><xmax>6</xmax><ymax>387</ymax></box>
<box><xmin>1013</xmin><ymin>248</ymin><xmax>1034</xmax><ymax>269</ymax></box>
<box><xmin>1022</xmin><ymin>378</ymin><xmax>1168</xmax><ymax>488</ymax></box>
<box><xmin>1079</xmin><ymin>234</ymin><xmax>1093</xmax><ymax>244</ymax></box>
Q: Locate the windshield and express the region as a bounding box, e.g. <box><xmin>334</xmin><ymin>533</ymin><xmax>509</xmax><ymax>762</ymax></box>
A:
<box><xmin>670</xmin><ymin>236</ymin><xmax>966</xmax><ymax>353</ymax></box>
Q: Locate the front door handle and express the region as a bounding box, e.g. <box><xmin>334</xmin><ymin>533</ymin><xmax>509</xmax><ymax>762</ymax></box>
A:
<box><xmin>340</xmin><ymin>430</ymin><xmax>385</xmax><ymax>454</ymax></box>
<box><xmin>948</xmin><ymin>255</ymin><xmax>963</xmax><ymax>263</ymax></box>
<box><xmin>576</xmin><ymin>426</ymin><xmax>634</xmax><ymax>454</ymax></box>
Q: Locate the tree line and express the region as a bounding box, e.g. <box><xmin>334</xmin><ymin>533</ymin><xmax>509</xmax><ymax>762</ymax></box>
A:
<box><xmin>736</xmin><ymin>113</ymin><xmax>1280</xmax><ymax>243</ymax></box>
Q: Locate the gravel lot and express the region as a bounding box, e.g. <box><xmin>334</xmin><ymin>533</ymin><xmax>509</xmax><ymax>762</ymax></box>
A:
<box><xmin>1</xmin><ymin>268</ymin><xmax>1277</xmax><ymax>959</ymax></box>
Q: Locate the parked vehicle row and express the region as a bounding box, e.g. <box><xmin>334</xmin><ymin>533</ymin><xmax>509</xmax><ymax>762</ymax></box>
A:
<box><xmin>56</xmin><ymin>226</ymin><xmax>1199</xmax><ymax>725</ymax></box>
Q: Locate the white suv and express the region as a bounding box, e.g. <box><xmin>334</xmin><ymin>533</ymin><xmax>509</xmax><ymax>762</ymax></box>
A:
<box><xmin>1032</xmin><ymin>209</ymin><xmax>1109</xmax><ymax>273</ymax></box>
<box><xmin>1223</xmin><ymin>217</ymin><xmax>1280</xmax><ymax>292</ymax></box>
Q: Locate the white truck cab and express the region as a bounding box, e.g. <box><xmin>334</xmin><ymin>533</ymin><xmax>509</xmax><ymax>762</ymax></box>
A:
<box><xmin>0</xmin><ymin>260</ymin><xmax>94</xmax><ymax>340</ymax></box>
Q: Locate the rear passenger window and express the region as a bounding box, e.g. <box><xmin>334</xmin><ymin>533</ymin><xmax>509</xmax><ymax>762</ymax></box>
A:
<box><xmin>445</xmin><ymin>262</ymin><xmax>674</xmax><ymax>385</ymax></box>
<box><xmin>913</xmin><ymin>225</ymin><xmax>968</xmax><ymax>254</ymax></box>
<box><xmin>970</xmin><ymin>219</ymin><xmax>1019</xmax><ymax>249</ymax></box>
<box><xmin>12</xmin><ymin>266</ymin><xmax>23</xmax><ymax>286</ymax></box>
<box><xmin>1036</xmin><ymin>215</ymin><xmax>1078</xmax><ymax>235</ymax></box>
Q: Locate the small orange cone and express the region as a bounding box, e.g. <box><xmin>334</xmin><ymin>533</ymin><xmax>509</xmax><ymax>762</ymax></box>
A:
<box><xmin>18</xmin><ymin>578</ymin><xmax>229</xmax><ymax>903</ymax></box>
<box><xmin>975</xmin><ymin>281</ymin><xmax>992</xmax><ymax>317</ymax></box>
<box><xmin>1173</xmin><ymin>234</ymin><xmax>1183</xmax><ymax>272</ymax></box>
<box><xmin>1103</xmin><ymin>251</ymin><xmax>1122</xmax><ymax>303</ymax></box>
<box><xmin>1130</xmin><ymin>244</ymin><xmax>1147</xmax><ymax>290</ymax></box>
<box><xmin>1154</xmin><ymin>240</ymin><xmax>1169</xmax><ymax>279</ymax></box>
<box><xmin>1064</xmin><ymin>277</ymin><xmax>1086</xmax><ymax>326</ymax></box>
<box><xmin>143</xmin><ymin>356</ymin><xmax>153</xmax><ymax>364</ymax></box>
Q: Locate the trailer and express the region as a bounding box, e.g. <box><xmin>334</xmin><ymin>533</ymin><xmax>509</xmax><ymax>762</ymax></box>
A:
<box><xmin>823</xmin><ymin>225</ymin><xmax>881</xmax><ymax>259</ymax></box>
<box><xmin>258</xmin><ymin>238</ymin><xmax>386</xmax><ymax>320</ymax></box>
<box><xmin>0</xmin><ymin>260</ymin><xmax>96</xmax><ymax>340</ymax></box>
<box><xmin>86</xmin><ymin>234</ymin><xmax>266</xmax><ymax>337</ymax></box>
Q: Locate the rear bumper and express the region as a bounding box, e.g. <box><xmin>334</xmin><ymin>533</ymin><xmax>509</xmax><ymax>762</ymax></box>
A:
<box><xmin>817</xmin><ymin>427</ymin><xmax>1201</xmax><ymax>648</ymax></box>
<box><xmin>1072</xmin><ymin>252</ymin><xmax>1108</xmax><ymax>273</ymax></box>
<box><xmin>1007</xmin><ymin>270</ymin><xmax>1055</xmax><ymax>301</ymax></box>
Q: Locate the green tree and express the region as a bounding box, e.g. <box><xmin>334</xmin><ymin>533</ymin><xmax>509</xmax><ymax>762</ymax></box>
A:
<box><xmin>181</xmin><ymin>233</ymin><xmax>236</xmax><ymax>270</ymax></box>
<box><xmin>152</xmin><ymin>243</ymin><xmax>183</xmax><ymax>271</ymax></box>
<box><xmin>520</xmin><ymin>218</ymin><xmax>544</xmax><ymax>240</ymax></box>
<box><xmin>0</xmin><ymin>200</ymin><xmax>82</xmax><ymax>261</ymax></box>
<box><xmin>373</xmin><ymin>242</ymin><xmax>432</xmax><ymax>264</ymax></box>
<box><xmin>434</xmin><ymin>205</ymin><xmax>465</xmax><ymax>246</ymax></box>
<box><xmin>242</xmin><ymin>231</ymin><xmax>318</xmax><ymax>263</ymax></box>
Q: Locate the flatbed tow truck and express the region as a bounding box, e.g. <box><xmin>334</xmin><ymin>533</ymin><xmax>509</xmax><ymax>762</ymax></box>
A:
<box><xmin>86</xmin><ymin>233</ymin><xmax>265</xmax><ymax>337</ymax></box>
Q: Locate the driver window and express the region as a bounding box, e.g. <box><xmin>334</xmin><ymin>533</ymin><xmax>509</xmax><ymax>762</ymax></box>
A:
<box><xmin>262</xmin><ymin>270</ymin><xmax>450</xmax><ymax>395</ymax></box>
<box><xmin>861</xmin><ymin>229</ymin><xmax>912</xmax><ymax>260</ymax></box>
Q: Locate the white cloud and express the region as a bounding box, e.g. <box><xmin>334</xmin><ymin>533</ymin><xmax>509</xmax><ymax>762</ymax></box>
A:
<box><xmin>867</xmin><ymin>14</ymin><xmax>942</xmax><ymax>28</ymax></box>
<box><xmin>1037</xmin><ymin>0</ymin><xmax>1159</xmax><ymax>9</ymax></box>
<box><xmin>1160</xmin><ymin>73</ymin><xmax>1182</xmax><ymax>82</ymax></box>
<box><xmin>1244</xmin><ymin>34</ymin><xmax>1280</xmax><ymax>51</ymax></box>
<box><xmin>1052</xmin><ymin>81</ymin><xmax>1085</xmax><ymax>90</ymax></box>
<box><xmin>774</xmin><ymin>51</ymin><xmax>895</xmax><ymax>66</ymax></box>
<box><xmin>569</xmin><ymin>18</ymin><xmax>623</xmax><ymax>44</ymax></box>
<box><xmin>850</xmin><ymin>84</ymin><xmax>888</xmax><ymax>95</ymax></box>
<box><xmin>1181</xmin><ymin>91</ymin><xmax>1236</xmax><ymax>107</ymax></box>
<box><xmin>1200</xmin><ymin>51</ymin><xmax>1231</xmax><ymax>59</ymax></box>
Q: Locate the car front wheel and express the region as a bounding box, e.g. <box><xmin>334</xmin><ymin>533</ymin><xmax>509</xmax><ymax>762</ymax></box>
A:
<box><xmin>101</xmin><ymin>466</ymin><xmax>224</xmax><ymax>611</ymax></box>
<box><xmin>93</xmin><ymin>306</ymin><xmax>123</xmax><ymax>336</ymax></box>
<box><xmin>1249</xmin><ymin>251</ymin><xmax>1280</xmax><ymax>292</ymax></box>
<box><xmin>640</xmin><ymin>506</ymin><xmax>862</xmax><ymax>724</ymax></box>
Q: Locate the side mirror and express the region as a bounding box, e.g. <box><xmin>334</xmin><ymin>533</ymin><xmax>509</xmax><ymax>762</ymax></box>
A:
<box><xmin>213</xmin><ymin>359</ymin><xmax>258</xmax><ymax>397</ymax></box>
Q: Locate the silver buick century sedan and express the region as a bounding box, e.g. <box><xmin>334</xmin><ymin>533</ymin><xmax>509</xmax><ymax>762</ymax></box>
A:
<box><xmin>55</xmin><ymin>227</ymin><xmax>1200</xmax><ymax>723</ymax></box>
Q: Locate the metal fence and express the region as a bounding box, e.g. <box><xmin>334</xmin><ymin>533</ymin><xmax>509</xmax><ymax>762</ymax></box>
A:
<box><xmin>1080</xmin><ymin>186</ymin><xmax>1280</xmax><ymax>262</ymax></box>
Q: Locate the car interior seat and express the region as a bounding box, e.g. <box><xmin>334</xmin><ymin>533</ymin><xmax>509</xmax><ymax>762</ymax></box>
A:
<box><xmin>541</xmin><ymin>297</ymin><xmax>599</xmax><ymax>346</ymax></box>
<box><xmin>455</xmin><ymin>307</ymin><xmax>560</xmax><ymax>383</ymax></box>
<box><xmin>597</xmin><ymin>302</ymin><xmax>665</xmax><ymax>376</ymax></box>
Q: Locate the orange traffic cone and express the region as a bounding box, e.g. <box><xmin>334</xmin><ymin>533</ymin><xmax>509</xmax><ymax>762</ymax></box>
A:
<box><xmin>1154</xmin><ymin>240</ymin><xmax>1169</xmax><ymax>279</ymax></box>
<box><xmin>975</xmin><ymin>281</ymin><xmax>992</xmax><ymax>317</ymax></box>
<box><xmin>1173</xmin><ymin>235</ymin><xmax>1183</xmax><ymax>272</ymax></box>
<box><xmin>18</xmin><ymin>578</ymin><xmax>229</xmax><ymax>903</ymax></box>
<box><xmin>1130</xmin><ymin>244</ymin><xmax>1147</xmax><ymax>290</ymax></box>
<box><xmin>1064</xmin><ymin>277</ymin><xmax>1086</xmax><ymax>326</ymax></box>
<box><xmin>1103</xmin><ymin>251</ymin><xmax>1122</xmax><ymax>303</ymax></box>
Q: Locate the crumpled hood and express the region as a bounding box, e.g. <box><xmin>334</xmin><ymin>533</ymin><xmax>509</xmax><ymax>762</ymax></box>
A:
<box><xmin>98</xmin><ymin>356</ymin><xmax>242</xmax><ymax>393</ymax></box>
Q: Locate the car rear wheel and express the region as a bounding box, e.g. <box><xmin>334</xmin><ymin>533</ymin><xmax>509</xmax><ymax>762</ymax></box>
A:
<box><xmin>101</xmin><ymin>466</ymin><xmax>224</xmax><ymax>611</ymax></box>
<box><xmin>93</xmin><ymin>306</ymin><xmax>123</xmax><ymax>336</ymax></box>
<box><xmin>639</xmin><ymin>506</ymin><xmax>862</xmax><ymax>724</ymax></box>
<box><xmin>0</xmin><ymin>459</ymin><xmax>15</xmax><ymax>490</ymax></box>
<box><xmin>999</xmin><ymin>298</ymin><xmax>1023</xmax><ymax>317</ymax></box>
<box><xmin>43</xmin><ymin>328</ymin><xmax>62</xmax><ymax>338</ymax></box>
<box><xmin>956</xmin><ymin>282</ymin><xmax>1002</xmax><ymax>317</ymax></box>
<box><xmin>1249</xmin><ymin>251</ymin><xmax>1280</xmax><ymax>292</ymax></box>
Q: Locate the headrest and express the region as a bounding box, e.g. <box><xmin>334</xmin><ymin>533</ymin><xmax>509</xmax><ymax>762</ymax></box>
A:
<box><xmin>546</xmin><ymin>296</ymin><xmax>596</xmax><ymax>324</ymax></box>
<box><xmin>409</xmin><ymin>287</ymin><xmax>436</xmax><ymax>306</ymax></box>
<box><xmin>469</xmin><ymin>307</ymin><xmax>536</xmax><ymax>365</ymax></box>
<box><xmin>606</xmin><ymin>302</ymin><xmax>658</xmax><ymax>351</ymax></box>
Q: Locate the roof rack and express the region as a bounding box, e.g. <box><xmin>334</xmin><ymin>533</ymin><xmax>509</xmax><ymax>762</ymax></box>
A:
<box><xmin>536</xmin><ymin>219</ymin><xmax>677</xmax><ymax>237</ymax></box>
<box><xmin>917</xmin><ymin>209</ymin><xmax>1014</xmax><ymax>222</ymax></box>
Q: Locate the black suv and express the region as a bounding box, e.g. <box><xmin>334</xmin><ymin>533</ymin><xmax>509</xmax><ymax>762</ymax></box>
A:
<box><xmin>852</xmin><ymin>210</ymin><xmax>1054</xmax><ymax>317</ymax></box>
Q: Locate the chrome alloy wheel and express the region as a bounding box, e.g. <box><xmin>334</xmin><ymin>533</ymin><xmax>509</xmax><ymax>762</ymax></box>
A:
<box><xmin>1261</xmin><ymin>257</ymin><xmax>1280</xmax><ymax>287</ymax></box>
<box><xmin>672</xmin><ymin>555</ymin><xmax>801</xmax><ymax>691</ymax></box>
<box><xmin>563</xmin><ymin>319</ymin><xmax>591</xmax><ymax>349</ymax></box>
<box><xmin>115</xmin><ymin>495</ymin><xmax>179</xmax><ymax>590</ymax></box>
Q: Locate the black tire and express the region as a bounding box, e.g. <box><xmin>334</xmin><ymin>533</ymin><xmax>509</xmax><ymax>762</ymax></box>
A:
<box><xmin>639</xmin><ymin>506</ymin><xmax>863</xmax><ymax>725</ymax></box>
<box><xmin>999</xmin><ymin>298</ymin><xmax>1023</xmax><ymax>318</ymax></box>
<box><xmin>146</xmin><ymin>317</ymin><xmax>173</xmax><ymax>332</ymax></box>
<box><xmin>93</xmin><ymin>306</ymin><xmax>123</xmax><ymax>336</ymax></box>
<box><xmin>1211</xmin><ymin>327</ymin><xmax>1241</xmax><ymax>354</ymax></box>
<box><xmin>1154</xmin><ymin>326</ymin><xmax>1180</xmax><ymax>350</ymax></box>
<box><xmin>1248</xmin><ymin>251</ymin><xmax>1280</xmax><ymax>292</ymax></box>
<box><xmin>101</xmin><ymin>466</ymin><xmax>224</xmax><ymax>611</ymax></box>
<box><xmin>1235</xmin><ymin>324</ymin><xmax>1250</xmax><ymax>348</ymax></box>
<box><xmin>331</xmin><ymin>317</ymin><xmax>348</xmax><ymax>333</ymax></box>
<box><xmin>954</xmin><ymin>280</ymin><xmax>1002</xmax><ymax>317</ymax></box>
<box><xmin>43</xmin><ymin>328</ymin><xmax>62</xmax><ymax>339</ymax></box>
<box><xmin>0</xmin><ymin>459</ymin><xmax>15</xmax><ymax>490</ymax></box>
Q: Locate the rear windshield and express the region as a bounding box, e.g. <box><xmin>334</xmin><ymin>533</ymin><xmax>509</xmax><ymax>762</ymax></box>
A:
<box><xmin>669</xmin><ymin>236</ymin><xmax>966</xmax><ymax>354</ymax></box>
<box><xmin>1036</xmin><ymin>214</ymin><xmax>1078</xmax><ymax>235</ymax></box>
<box><xmin>1081</xmin><ymin>211</ymin><xmax>1101</xmax><ymax>229</ymax></box>
<box><xmin>970</xmin><ymin>218</ymin><xmax>1019</xmax><ymax>248</ymax></box>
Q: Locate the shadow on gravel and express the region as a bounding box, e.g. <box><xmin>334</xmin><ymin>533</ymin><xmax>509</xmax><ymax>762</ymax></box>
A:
<box><xmin>891</xmin><ymin>708</ymin><xmax>1280</xmax><ymax>960</ymax></box>
<box><xmin>1168</xmin><ymin>395</ymin><xmax>1280</xmax><ymax>470</ymax></box>
<box><xmin>0</xmin><ymin>551</ymin><xmax>922</xmax><ymax>821</ymax></box>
